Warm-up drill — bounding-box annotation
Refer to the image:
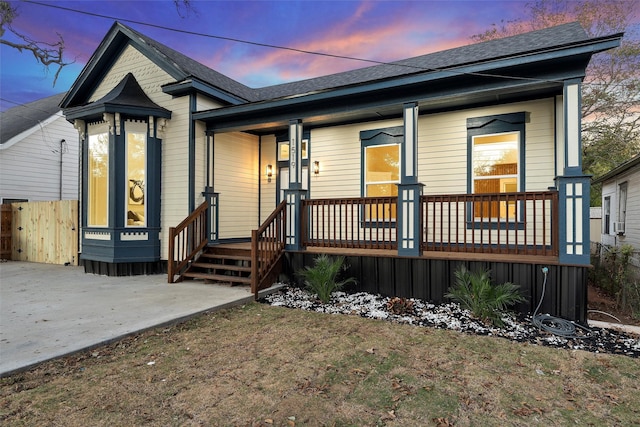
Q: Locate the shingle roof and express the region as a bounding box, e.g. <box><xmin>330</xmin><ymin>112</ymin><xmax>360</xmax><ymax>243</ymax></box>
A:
<box><xmin>0</xmin><ymin>93</ymin><xmax>67</xmax><ymax>144</ymax></box>
<box><xmin>122</xmin><ymin>24</ymin><xmax>259</xmax><ymax>102</ymax></box>
<box><xmin>120</xmin><ymin>21</ymin><xmax>589</xmax><ymax>104</ymax></box>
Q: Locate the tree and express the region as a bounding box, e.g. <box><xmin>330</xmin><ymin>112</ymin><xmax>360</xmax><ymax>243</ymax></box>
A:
<box><xmin>1</xmin><ymin>1</ymin><xmax>69</xmax><ymax>85</ymax></box>
<box><xmin>472</xmin><ymin>0</ymin><xmax>640</xmax><ymax>205</ymax></box>
<box><xmin>1</xmin><ymin>0</ymin><xmax>196</xmax><ymax>86</ymax></box>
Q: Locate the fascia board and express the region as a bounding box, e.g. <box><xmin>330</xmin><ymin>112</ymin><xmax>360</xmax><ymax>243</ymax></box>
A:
<box><xmin>162</xmin><ymin>78</ymin><xmax>246</xmax><ymax>105</ymax></box>
<box><xmin>61</xmin><ymin>24</ymin><xmax>187</xmax><ymax>109</ymax></box>
<box><xmin>1</xmin><ymin>113</ymin><xmax>62</xmax><ymax>150</ymax></box>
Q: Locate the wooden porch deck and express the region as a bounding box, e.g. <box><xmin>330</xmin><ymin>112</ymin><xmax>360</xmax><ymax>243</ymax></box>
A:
<box><xmin>212</xmin><ymin>242</ymin><xmax>559</xmax><ymax>265</ymax></box>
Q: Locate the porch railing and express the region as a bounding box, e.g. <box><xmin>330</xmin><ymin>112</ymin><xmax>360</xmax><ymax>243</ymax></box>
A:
<box><xmin>251</xmin><ymin>200</ymin><xmax>287</xmax><ymax>296</ymax></box>
<box><xmin>421</xmin><ymin>191</ymin><xmax>558</xmax><ymax>256</ymax></box>
<box><xmin>168</xmin><ymin>201</ymin><xmax>209</xmax><ymax>283</ymax></box>
<box><xmin>302</xmin><ymin>196</ymin><xmax>397</xmax><ymax>250</ymax></box>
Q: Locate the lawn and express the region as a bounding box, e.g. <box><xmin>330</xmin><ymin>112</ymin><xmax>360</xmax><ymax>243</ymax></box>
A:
<box><xmin>1</xmin><ymin>303</ymin><xmax>639</xmax><ymax>426</ymax></box>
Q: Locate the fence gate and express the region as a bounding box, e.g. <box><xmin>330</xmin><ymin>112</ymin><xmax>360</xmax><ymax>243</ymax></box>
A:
<box><xmin>11</xmin><ymin>200</ymin><xmax>79</xmax><ymax>265</ymax></box>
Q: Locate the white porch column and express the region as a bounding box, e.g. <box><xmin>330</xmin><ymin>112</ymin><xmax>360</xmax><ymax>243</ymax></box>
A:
<box><xmin>285</xmin><ymin>119</ymin><xmax>307</xmax><ymax>250</ymax></box>
<box><xmin>398</xmin><ymin>102</ymin><xmax>423</xmax><ymax>256</ymax></box>
<box><xmin>557</xmin><ymin>80</ymin><xmax>590</xmax><ymax>265</ymax></box>
<box><xmin>288</xmin><ymin>119</ymin><xmax>303</xmax><ymax>189</ymax></box>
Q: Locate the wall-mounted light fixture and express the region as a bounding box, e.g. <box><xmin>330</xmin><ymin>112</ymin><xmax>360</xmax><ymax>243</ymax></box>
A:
<box><xmin>266</xmin><ymin>164</ymin><xmax>273</xmax><ymax>182</ymax></box>
<box><xmin>313</xmin><ymin>161</ymin><xmax>320</xmax><ymax>175</ymax></box>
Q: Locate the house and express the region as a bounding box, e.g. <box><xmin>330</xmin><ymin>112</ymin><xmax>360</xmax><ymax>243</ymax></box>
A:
<box><xmin>592</xmin><ymin>154</ymin><xmax>640</xmax><ymax>276</ymax></box>
<box><xmin>60</xmin><ymin>21</ymin><xmax>623</xmax><ymax>322</ymax></box>
<box><xmin>0</xmin><ymin>93</ymin><xmax>79</xmax><ymax>203</ymax></box>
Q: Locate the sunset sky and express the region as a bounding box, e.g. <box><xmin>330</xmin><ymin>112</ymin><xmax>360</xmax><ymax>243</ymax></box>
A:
<box><xmin>0</xmin><ymin>0</ymin><xmax>637</xmax><ymax>111</ymax></box>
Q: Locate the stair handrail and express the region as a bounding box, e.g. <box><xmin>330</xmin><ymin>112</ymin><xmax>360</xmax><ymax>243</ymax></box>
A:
<box><xmin>251</xmin><ymin>200</ymin><xmax>287</xmax><ymax>297</ymax></box>
<box><xmin>168</xmin><ymin>201</ymin><xmax>209</xmax><ymax>283</ymax></box>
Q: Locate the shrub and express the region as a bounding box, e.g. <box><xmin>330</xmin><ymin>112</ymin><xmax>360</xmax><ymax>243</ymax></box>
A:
<box><xmin>592</xmin><ymin>244</ymin><xmax>640</xmax><ymax>320</ymax></box>
<box><xmin>296</xmin><ymin>254</ymin><xmax>356</xmax><ymax>303</ymax></box>
<box><xmin>446</xmin><ymin>265</ymin><xmax>525</xmax><ymax>327</ymax></box>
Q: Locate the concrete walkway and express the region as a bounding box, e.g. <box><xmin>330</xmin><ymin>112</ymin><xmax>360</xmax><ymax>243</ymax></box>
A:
<box><xmin>0</xmin><ymin>261</ymin><xmax>259</xmax><ymax>377</ymax></box>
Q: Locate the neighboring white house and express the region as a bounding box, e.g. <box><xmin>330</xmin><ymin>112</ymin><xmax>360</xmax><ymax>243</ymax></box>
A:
<box><xmin>593</xmin><ymin>154</ymin><xmax>640</xmax><ymax>272</ymax></box>
<box><xmin>0</xmin><ymin>93</ymin><xmax>79</xmax><ymax>203</ymax></box>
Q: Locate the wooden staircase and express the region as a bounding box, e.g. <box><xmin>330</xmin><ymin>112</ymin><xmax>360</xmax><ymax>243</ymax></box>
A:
<box><xmin>182</xmin><ymin>243</ymin><xmax>252</xmax><ymax>286</ymax></box>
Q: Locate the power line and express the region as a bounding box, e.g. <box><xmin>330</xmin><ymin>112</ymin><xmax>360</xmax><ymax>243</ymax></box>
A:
<box><xmin>23</xmin><ymin>0</ymin><xmax>566</xmax><ymax>85</ymax></box>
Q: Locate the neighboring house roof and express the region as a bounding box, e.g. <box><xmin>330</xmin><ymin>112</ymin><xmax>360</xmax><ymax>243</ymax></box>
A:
<box><xmin>1</xmin><ymin>93</ymin><xmax>67</xmax><ymax>148</ymax></box>
<box><xmin>592</xmin><ymin>154</ymin><xmax>640</xmax><ymax>184</ymax></box>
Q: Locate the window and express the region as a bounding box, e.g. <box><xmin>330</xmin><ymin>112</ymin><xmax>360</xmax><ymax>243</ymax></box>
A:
<box><xmin>472</xmin><ymin>132</ymin><xmax>519</xmax><ymax>220</ymax></box>
<box><xmin>467</xmin><ymin>112</ymin><xmax>526</xmax><ymax>225</ymax></box>
<box><xmin>277</xmin><ymin>139</ymin><xmax>308</xmax><ymax>161</ymax></box>
<box><xmin>88</xmin><ymin>131</ymin><xmax>109</xmax><ymax>226</ymax></box>
<box><xmin>603</xmin><ymin>196</ymin><xmax>611</xmax><ymax>234</ymax></box>
<box><xmin>618</xmin><ymin>182</ymin><xmax>628</xmax><ymax>231</ymax></box>
<box><xmin>126</xmin><ymin>128</ymin><xmax>146</xmax><ymax>227</ymax></box>
<box><xmin>361</xmin><ymin>126</ymin><xmax>403</xmax><ymax>222</ymax></box>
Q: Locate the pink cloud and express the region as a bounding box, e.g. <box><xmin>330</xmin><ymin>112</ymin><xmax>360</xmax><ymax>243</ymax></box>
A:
<box><xmin>218</xmin><ymin>10</ymin><xmax>477</xmax><ymax>86</ymax></box>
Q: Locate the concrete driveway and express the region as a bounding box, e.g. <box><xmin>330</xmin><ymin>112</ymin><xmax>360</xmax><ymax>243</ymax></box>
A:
<box><xmin>0</xmin><ymin>261</ymin><xmax>256</xmax><ymax>376</ymax></box>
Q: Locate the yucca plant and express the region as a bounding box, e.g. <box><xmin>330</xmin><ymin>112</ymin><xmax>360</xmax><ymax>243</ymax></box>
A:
<box><xmin>446</xmin><ymin>265</ymin><xmax>525</xmax><ymax>327</ymax></box>
<box><xmin>296</xmin><ymin>254</ymin><xmax>357</xmax><ymax>303</ymax></box>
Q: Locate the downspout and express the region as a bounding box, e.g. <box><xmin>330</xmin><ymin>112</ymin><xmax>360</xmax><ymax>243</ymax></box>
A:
<box><xmin>59</xmin><ymin>139</ymin><xmax>65</xmax><ymax>200</ymax></box>
<box><xmin>258</xmin><ymin>135</ymin><xmax>262</xmax><ymax>225</ymax></box>
<box><xmin>188</xmin><ymin>94</ymin><xmax>196</xmax><ymax>212</ymax></box>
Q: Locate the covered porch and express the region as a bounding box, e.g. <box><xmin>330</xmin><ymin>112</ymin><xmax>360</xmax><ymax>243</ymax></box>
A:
<box><xmin>167</xmin><ymin>188</ymin><xmax>587</xmax><ymax>322</ymax></box>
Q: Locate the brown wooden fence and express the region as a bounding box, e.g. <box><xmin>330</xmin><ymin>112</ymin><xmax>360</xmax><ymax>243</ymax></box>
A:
<box><xmin>9</xmin><ymin>200</ymin><xmax>79</xmax><ymax>265</ymax></box>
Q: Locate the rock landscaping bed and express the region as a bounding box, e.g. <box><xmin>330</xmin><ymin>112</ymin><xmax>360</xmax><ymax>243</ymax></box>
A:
<box><xmin>262</xmin><ymin>286</ymin><xmax>640</xmax><ymax>358</ymax></box>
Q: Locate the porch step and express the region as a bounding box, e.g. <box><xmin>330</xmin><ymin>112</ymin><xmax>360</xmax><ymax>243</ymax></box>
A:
<box><xmin>190</xmin><ymin>262</ymin><xmax>250</xmax><ymax>273</ymax></box>
<box><xmin>182</xmin><ymin>244</ymin><xmax>253</xmax><ymax>286</ymax></box>
<box><xmin>182</xmin><ymin>271</ymin><xmax>252</xmax><ymax>285</ymax></box>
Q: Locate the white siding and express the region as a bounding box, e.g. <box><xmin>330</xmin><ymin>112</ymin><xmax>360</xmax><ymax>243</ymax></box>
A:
<box><xmin>601</xmin><ymin>166</ymin><xmax>640</xmax><ymax>268</ymax></box>
<box><xmin>214</xmin><ymin>132</ymin><xmax>259</xmax><ymax>238</ymax></box>
<box><xmin>260</xmin><ymin>134</ymin><xmax>277</xmax><ymax>222</ymax></box>
<box><xmin>310</xmin><ymin>119</ymin><xmax>402</xmax><ymax>199</ymax></box>
<box><xmin>308</xmin><ymin>99</ymin><xmax>556</xmax><ymax>199</ymax></box>
<box><xmin>159</xmin><ymin>95</ymin><xmax>191</xmax><ymax>259</ymax></box>
<box><xmin>418</xmin><ymin>98</ymin><xmax>556</xmax><ymax>194</ymax></box>
<box><xmin>89</xmin><ymin>45</ymin><xmax>174</xmax><ymax>104</ymax></box>
<box><xmin>0</xmin><ymin>115</ymin><xmax>79</xmax><ymax>202</ymax></box>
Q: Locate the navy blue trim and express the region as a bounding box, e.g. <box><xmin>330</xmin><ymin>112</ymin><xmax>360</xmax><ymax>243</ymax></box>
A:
<box><xmin>556</xmin><ymin>175</ymin><xmax>591</xmax><ymax>265</ymax></box>
<box><xmin>360</xmin><ymin>126</ymin><xmax>403</xmax><ymax>226</ymax></box>
<box><xmin>162</xmin><ymin>78</ymin><xmax>246</xmax><ymax>105</ymax></box>
<box><xmin>81</xmin><ymin>117</ymin><xmax>162</xmax><ymax>264</ymax></box>
<box><xmin>466</xmin><ymin>112</ymin><xmax>527</xmax><ymax>227</ymax></box>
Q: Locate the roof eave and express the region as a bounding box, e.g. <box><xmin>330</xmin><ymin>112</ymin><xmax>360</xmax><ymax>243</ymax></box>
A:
<box><xmin>61</xmin><ymin>22</ymin><xmax>188</xmax><ymax>109</ymax></box>
<box><xmin>194</xmin><ymin>36</ymin><xmax>619</xmax><ymax>131</ymax></box>
<box><xmin>64</xmin><ymin>102</ymin><xmax>171</xmax><ymax>121</ymax></box>
<box><xmin>592</xmin><ymin>155</ymin><xmax>640</xmax><ymax>184</ymax></box>
<box><xmin>162</xmin><ymin>77</ymin><xmax>248</xmax><ymax>105</ymax></box>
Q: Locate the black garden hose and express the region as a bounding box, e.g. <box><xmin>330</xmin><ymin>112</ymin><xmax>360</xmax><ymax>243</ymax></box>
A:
<box><xmin>531</xmin><ymin>267</ymin><xmax>591</xmax><ymax>338</ymax></box>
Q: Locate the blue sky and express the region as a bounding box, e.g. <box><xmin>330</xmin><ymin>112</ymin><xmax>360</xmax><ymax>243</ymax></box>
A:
<box><xmin>0</xmin><ymin>0</ymin><xmax>633</xmax><ymax>111</ymax></box>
